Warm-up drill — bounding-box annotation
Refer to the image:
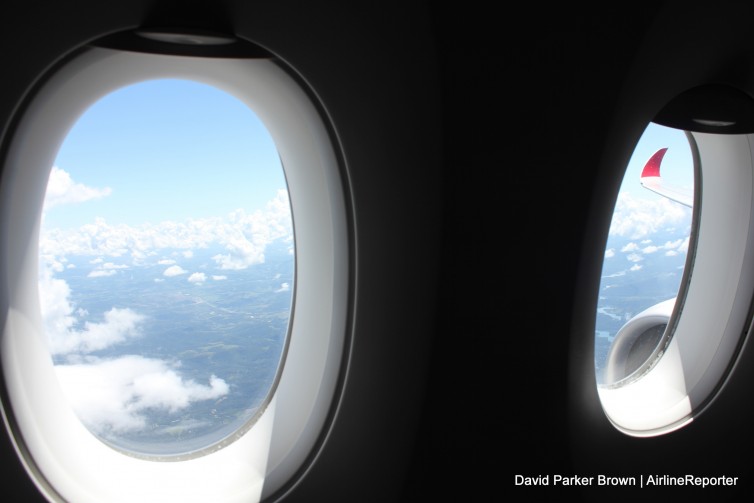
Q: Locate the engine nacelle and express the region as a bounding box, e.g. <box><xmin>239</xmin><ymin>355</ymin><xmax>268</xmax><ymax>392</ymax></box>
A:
<box><xmin>604</xmin><ymin>298</ymin><xmax>676</xmax><ymax>385</ymax></box>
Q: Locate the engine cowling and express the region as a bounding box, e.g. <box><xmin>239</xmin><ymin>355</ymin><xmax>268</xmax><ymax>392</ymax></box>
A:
<box><xmin>604</xmin><ymin>298</ymin><xmax>676</xmax><ymax>385</ymax></box>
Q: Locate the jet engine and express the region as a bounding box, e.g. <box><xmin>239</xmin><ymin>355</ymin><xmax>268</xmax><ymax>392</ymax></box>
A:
<box><xmin>604</xmin><ymin>298</ymin><xmax>676</xmax><ymax>385</ymax></box>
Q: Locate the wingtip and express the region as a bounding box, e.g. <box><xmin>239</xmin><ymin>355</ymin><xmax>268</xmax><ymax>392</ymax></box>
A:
<box><xmin>641</xmin><ymin>147</ymin><xmax>669</xmax><ymax>179</ymax></box>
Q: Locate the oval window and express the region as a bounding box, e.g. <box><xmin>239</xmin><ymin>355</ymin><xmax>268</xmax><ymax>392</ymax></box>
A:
<box><xmin>1</xmin><ymin>41</ymin><xmax>349</xmax><ymax>502</ymax></box>
<box><xmin>595</xmin><ymin>122</ymin><xmax>694</xmax><ymax>386</ymax></box>
<box><xmin>39</xmin><ymin>78</ymin><xmax>293</xmax><ymax>457</ymax></box>
<box><xmin>595</xmin><ymin>85</ymin><xmax>754</xmax><ymax>436</ymax></box>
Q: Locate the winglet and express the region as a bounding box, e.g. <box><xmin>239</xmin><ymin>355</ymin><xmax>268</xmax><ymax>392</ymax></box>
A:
<box><xmin>639</xmin><ymin>147</ymin><xmax>693</xmax><ymax>207</ymax></box>
<box><xmin>641</xmin><ymin>147</ymin><xmax>668</xmax><ymax>179</ymax></box>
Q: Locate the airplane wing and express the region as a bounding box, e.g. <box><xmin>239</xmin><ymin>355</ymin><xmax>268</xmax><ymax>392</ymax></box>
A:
<box><xmin>640</xmin><ymin>147</ymin><xmax>693</xmax><ymax>208</ymax></box>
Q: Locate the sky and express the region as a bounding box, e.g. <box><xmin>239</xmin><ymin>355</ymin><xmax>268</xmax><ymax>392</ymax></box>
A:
<box><xmin>40</xmin><ymin>78</ymin><xmax>293</xmax><ymax>267</ymax></box>
<box><xmin>46</xmin><ymin>78</ymin><xmax>287</xmax><ymax>229</ymax></box>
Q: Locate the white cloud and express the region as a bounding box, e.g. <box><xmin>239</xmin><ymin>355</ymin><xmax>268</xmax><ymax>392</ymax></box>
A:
<box><xmin>609</xmin><ymin>192</ymin><xmax>692</xmax><ymax>239</ymax></box>
<box><xmin>630</xmin><ymin>264</ymin><xmax>643</xmax><ymax>272</ymax></box>
<box><xmin>40</xmin><ymin>255</ymin><xmax>65</xmax><ymax>272</ymax></box>
<box><xmin>158</xmin><ymin>259</ymin><xmax>176</xmax><ymax>265</ymax></box>
<box><xmin>62</xmin><ymin>308</ymin><xmax>143</xmax><ymax>355</ymax></box>
<box><xmin>275</xmin><ymin>282</ymin><xmax>290</xmax><ymax>293</ymax></box>
<box><xmin>662</xmin><ymin>238</ymin><xmax>684</xmax><ymax>249</ymax></box>
<box><xmin>642</xmin><ymin>245</ymin><xmax>659</xmax><ymax>254</ymax></box>
<box><xmin>163</xmin><ymin>265</ymin><xmax>187</xmax><ymax>277</ymax></box>
<box><xmin>182</xmin><ymin>250</ymin><xmax>194</xmax><ymax>259</ymax></box>
<box><xmin>102</xmin><ymin>262</ymin><xmax>128</xmax><ymax>270</ymax></box>
<box><xmin>188</xmin><ymin>272</ymin><xmax>206</xmax><ymax>284</ymax></box>
<box><xmin>87</xmin><ymin>269</ymin><xmax>116</xmax><ymax>278</ymax></box>
<box><xmin>39</xmin><ymin>263</ymin><xmax>145</xmax><ymax>356</ymax></box>
<box><xmin>621</xmin><ymin>242</ymin><xmax>639</xmax><ymax>253</ymax></box>
<box><xmin>212</xmin><ymin>275</ymin><xmax>227</xmax><ymax>281</ymax></box>
<box><xmin>626</xmin><ymin>253</ymin><xmax>643</xmax><ymax>263</ymax></box>
<box><xmin>672</xmin><ymin>237</ymin><xmax>689</xmax><ymax>253</ymax></box>
<box><xmin>54</xmin><ymin>356</ymin><xmax>229</xmax><ymax>434</ymax></box>
<box><xmin>604</xmin><ymin>249</ymin><xmax>615</xmax><ymax>258</ymax></box>
<box><xmin>659</xmin><ymin>237</ymin><xmax>689</xmax><ymax>256</ymax></box>
<box><xmin>43</xmin><ymin>167</ymin><xmax>112</xmax><ymax>210</ymax></box>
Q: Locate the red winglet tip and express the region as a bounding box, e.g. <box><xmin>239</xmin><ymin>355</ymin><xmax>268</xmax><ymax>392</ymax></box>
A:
<box><xmin>641</xmin><ymin>147</ymin><xmax>668</xmax><ymax>179</ymax></box>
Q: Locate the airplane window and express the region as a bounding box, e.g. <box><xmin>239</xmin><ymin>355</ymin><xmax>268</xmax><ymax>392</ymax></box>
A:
<box><xmin>1</xmin><ymin>44</ymin><xmax>348</xmax><ymax>502</ymax></box>
<box><xmin>593</xmin><ymin>85</ymin><xmax>754</xmax><ymax>438</ymax></box>
<box><xmin>39</xmin><ymin>79</ymin><xmax>293</xmax><ymax>457</ymax></box>
<box><xmin>595</xmin><ymin>123</ymin><xmax>694</xmax><ymax>386</ymax></box>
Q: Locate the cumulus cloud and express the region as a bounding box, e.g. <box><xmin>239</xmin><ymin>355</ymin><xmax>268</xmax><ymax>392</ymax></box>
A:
<box><xmin>609</xmin><ymin>192</ymin><xmax>692</xmax><ymax>239</ymax></box>
<box><xmin>630</xmin><ymin>264</ymin><xmax>643</xmax><ymax>272</ymax></box>
<box><xmin>43</xmin><ymin>167</ymin><xmax>112</xmax><ymax>210</ymax></box>
<box><xmin>188</xmin><ymin>272</ymin><xmax>206</xmax><ymax>284</ymax></box>
<box><xmin>275</xmin><ymin>282</ymin><xmax>290</xmax><ymax>293</ymax></box>
<box><xmin>102</xmin><ymin>262</ymin><xmax>128</xmax><ymax>270</ymax></box>
<box><xmin>158</xmin><ymin>259</ymin><xmax>176</xmax><ymax>265</ymax></box>
<box><xmin>39</xmin><ymin>260</ymin><xmax>229</xmax><ymax>436</ymax></box>
<box><xmin>163</xmin><ymin>265</ymin><xmax>187</xmax><ymax>277</ymax></box>
<box><xmin>87</xmin><ymin>269</ymin><xmax>116</xmax><ymax>278</ymax></box>
<box><xmin>626</xmin><ymin>253</ymin><xmax>643</xmax><ymax>263</ymax></box>
<box><xmin>212</xmin><ymin>275</ymin><xmax>227</xmax><ymax>281</ymax></box>
<box><xmin>39</xmin><ymin>269</ymin><xmax>145</xmax><ymax>356</ymax></box>
<box><xmin>55</xmin><ymin>356</ymin><xmax>229</xmax><ymax>434</ymax></box>
<box><xmin>604</xmin><ymin>249</ymin><xmax>615</xmax><ymax>259</ymax></box>
<box><xmin>666</xmin><ymin>237</ymin><xmax>689</xmax><ymax>254</ymax></box>
<box><xmin>614</xmin><ymin>236</ymin><xmax>688</xmax><ymax>259</ymax></box>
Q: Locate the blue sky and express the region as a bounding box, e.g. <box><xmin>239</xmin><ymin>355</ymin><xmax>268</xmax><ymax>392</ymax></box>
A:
<box><xmin>46</xmin><ymin>78</ymin><xmax>286</xmax><ymax>229</ymax></box>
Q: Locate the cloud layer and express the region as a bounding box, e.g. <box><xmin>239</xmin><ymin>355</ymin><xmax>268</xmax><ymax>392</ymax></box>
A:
<box><xmin>609</xmin><ymin>192</ymin><xmax>691</xmax><ymax>239</ymax></box>
<box><xmin>40</xmin><ymin>188</ymin><xmax>292</xmax><ymax>271</ymax></box>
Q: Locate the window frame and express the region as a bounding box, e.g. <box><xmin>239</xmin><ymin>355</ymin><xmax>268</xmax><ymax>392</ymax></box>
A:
<box><xmin>597</xmin><ymin>131</ymin><xmax>754</xmax><ymax>436</ymax></box>
<box><xmin>0</xmin><ymin>46</ymin><xmax>350</xmax><ymax>502</ymax></box>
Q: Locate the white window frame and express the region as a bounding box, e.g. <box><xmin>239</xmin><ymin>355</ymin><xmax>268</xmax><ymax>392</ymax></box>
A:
<box><xmin>599</xmin><ymin>132</ymin><xmax>754</xmax><ymax>436</ymax></box>
<box><xmin>0</xmin><ymin>46</ymin><xmax>350</xmax><ymax>502</ymax></box>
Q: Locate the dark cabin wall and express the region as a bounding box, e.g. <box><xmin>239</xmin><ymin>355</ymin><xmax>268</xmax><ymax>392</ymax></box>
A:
<box><xmin>411</xmin><ymin>4</ymin><xmax>666</xmax><ymax>501</ymax></box>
